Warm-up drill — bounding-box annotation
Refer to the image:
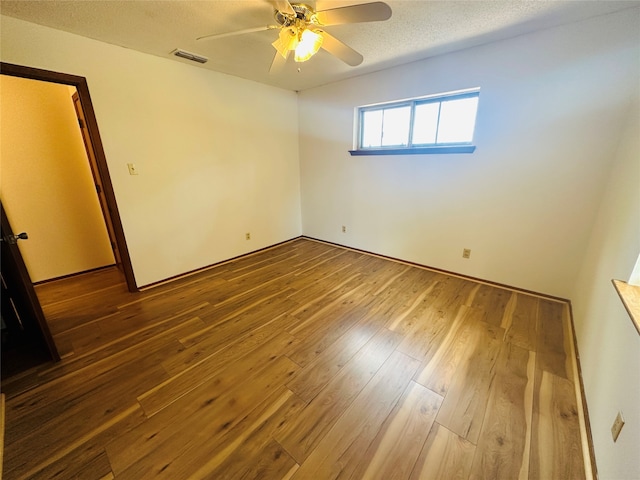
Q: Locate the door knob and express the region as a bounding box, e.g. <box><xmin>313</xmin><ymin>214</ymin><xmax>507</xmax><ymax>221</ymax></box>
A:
<box><xmin>1</xmin><ymin>232</ymin><xmax>28</xmax><ymax>244</ymax></box>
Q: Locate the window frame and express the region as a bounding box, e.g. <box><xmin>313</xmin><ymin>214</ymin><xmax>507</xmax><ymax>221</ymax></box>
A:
<box><xmin>350</xmin><ymin>89</ymin><xmax>480</xmax><ymax>156</ymax></box>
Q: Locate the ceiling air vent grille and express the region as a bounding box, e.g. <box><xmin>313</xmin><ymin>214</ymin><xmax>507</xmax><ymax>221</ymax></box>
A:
<box><xmin>173</xmin><ymin>49</ymin><xmax>208</xmax><ymax>64</ymax></box>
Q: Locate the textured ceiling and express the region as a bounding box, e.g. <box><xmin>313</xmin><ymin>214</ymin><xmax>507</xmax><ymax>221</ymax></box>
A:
<box><xmin>1</xmin><ymin>1</ymin><xmax>637</xmax><ymax>91</ymax></box>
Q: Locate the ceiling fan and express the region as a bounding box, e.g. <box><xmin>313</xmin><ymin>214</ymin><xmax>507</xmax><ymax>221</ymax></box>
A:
<box><xmin>197</xmin><ymin>1</ymin><xmax>392</xmax><ymax>71</ymax></box>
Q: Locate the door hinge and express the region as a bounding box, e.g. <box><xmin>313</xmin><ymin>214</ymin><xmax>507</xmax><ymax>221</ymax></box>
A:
<box><xmin>78</xmin><ymin>118</ymin><xmax>85</xmax><ymax>129</ymax></box>
<box><xmin>96</xmin><ymin>184</ymin><xmax>102</xmax><ymax>194</ymax></box>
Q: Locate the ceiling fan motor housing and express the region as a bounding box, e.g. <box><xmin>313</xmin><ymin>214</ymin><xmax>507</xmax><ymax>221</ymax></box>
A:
<box><xmin>275</xmin><ymin>3</ymin><xmax>318</xmax><ymax>27</ymax></box>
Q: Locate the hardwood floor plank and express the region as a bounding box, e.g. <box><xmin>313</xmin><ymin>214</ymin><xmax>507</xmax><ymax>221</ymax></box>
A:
<box><xmin>435</xmin><ymin>319</ymin><xmax>502</xmax><ymax>444</ymax></box>
<box><xmin>537</xmin><ymin>299</ymin><xmax>571</xmax><ymax>379</ymax></box>
<box><xmin>290</xmin><ymin>350</ymin><xmax>420</xmax><ymax>479</ymax></box>
<box><xmin>34</xmin><ymin>266</ymin><xmax>124</xmax><ymax>305</ymax></box>
<box><xmin>409</xmin><ymin>423</ymin><xmax>476</xmax><ymax>480</ymax></box>
<box><xmin>214</xmin><ymin>438</ymin><xmax>298</xmax><ymax>480</ymax></box>
<box><xmin>468</xmin><ymin>343</ymin><xmax>535</xmax><ymax>480</ymax></box>
<box><xmin>285</xmin><ymin>264</ymin><xmax>357</xmax><ymax>306</ymax></box>
<box><xmin>286</xmin><ymin>318</ymin><xmax>380</xmax><ymax>402</ymax></box>
<box><xmin>503</xmin><ymin>293</ymin><xmax>539</xmax><ymax>351</ymax></box>
<box><xmin>162</xmin><ymin>300</ymin><xmax>298</xmax><ymax>376</ymax></box>
<box><xmin>191</xmin><ymin>390</ymin><xmax>304</xmax><ymax>479</ymax></box>
<box><xmin>530</xmin><ymin>370</ymin><xmax>585</xmax><ymax>480</ymax></box>
<box><xmin>8</xmin><ymin>404</ymin><xmax>145</xmax><ymax>480</ymax></box>
<box><xmin>286</xmin><ymin>297</ymin><xmax>379</xmax><ymax>368</ymax></box>
<box><xmin>107</xmin><ymin>355</ymin><xmax>299</xmax><ymax>477</ymax></box>
<box><xmin>288</xmin><ymin>277</ymin><xmax>369</xmax><ymax>335</ymax></box>
<box><xmin>53</xmin><ymin>312</ymin><xmax>207</xmax><ymax>369</ymax></box>
<box><xmin>221</xmin><ymin>249</ymin><xmax>300</xmax><ymax>276</ymax></box>
<box><xmin>470</xmin><ymin>284</ymin><xmax>511</xmax><ymax>327</ymax></box>
<box><xmin>5</xmin><ymin>335</ymin><xmax>177</xmax><ymax>430</ymax></box>
<box><xmin>354</xmin><ymin>381</ymin><xmax>443</xmax><ymax>480</ymax></box>
<box><xmin>4</xmin><ymin>359</ymin><xmax>170</xmax><ymax>477</ymax></box>
<box><xmin>386</xmin><ymin>281</ymin><xmax>440</xmax><ymax>332</ymax></box>
<box><xmin>357</xmin><ymin>256</ymin><xmax>412</xmax><ymax>288</ymax></box>
<box><xmin>373</xmin><ymin>266</ymin><xmax>438</xmax><ymax>299</ymax></box>
<box><xmin>140</xmin><ymin>328</ymin><xmax>297</xmax><ymax>417</ymax></box>
<box><xmin>275</xmin><ymin>328</ymin><xmax>403</xmax><ymax>463</ymax></box>
<box><xmin>13</xmin><ymin>316</ymin><xmax>203</xmax><ymax>400</ymax></box>
<box><xmin>139</xmin><ymin>387</ymin><xmax>298</xmax><ymax>480</ymax></box>
<box><xmin>179</xmin><ymin>284</ymin><xmax>296</xmax><ymax>346</ymax></box>
<box><xmin>413</xmin><ymin>305</ymin><xmax>485</xmax><ymax>396</ymax></box>
<box><xmin>396</xmin><ymin>279</ymin><xmax>479</xmax><ymax>362</ymax></box>
<box><xmin>16</xmin><ymin>406</ymin><xmax>145</xmax><ymax>480</ymax></box>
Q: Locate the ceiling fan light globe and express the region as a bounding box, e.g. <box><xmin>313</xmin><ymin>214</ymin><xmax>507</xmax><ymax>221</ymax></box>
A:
<box><xmin>272</xmin><ymin>27</ymin><xmax>298</xmax><ymax>58</ymax></box>
<box><xmin>294</xmin><ymin>28</ymin><xmax>323</xmax><ymax>62</ymax></box>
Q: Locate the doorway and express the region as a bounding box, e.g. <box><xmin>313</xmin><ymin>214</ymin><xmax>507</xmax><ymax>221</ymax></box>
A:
<box><xmin>0</xmin><ymin>62</ymin><xmax>137</xmax><ymax>377</ymax></box>
<box><xmin>0</xmin><ymin>62</ymin><xmax>136</xmax><ymax>290</ymax></box>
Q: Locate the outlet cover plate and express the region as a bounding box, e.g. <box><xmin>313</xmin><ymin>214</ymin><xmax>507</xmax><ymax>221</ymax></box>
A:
<box><xmin>611</xmin><ymin>411</ymin><xmax>624</xmax><ymax>442</ymax></box>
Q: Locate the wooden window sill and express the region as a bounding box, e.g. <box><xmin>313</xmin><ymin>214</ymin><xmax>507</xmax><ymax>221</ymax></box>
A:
<box><xmin>612</xmin><ymin>279</ymin><xmax>640</xmax><ymax>335</ymax></box>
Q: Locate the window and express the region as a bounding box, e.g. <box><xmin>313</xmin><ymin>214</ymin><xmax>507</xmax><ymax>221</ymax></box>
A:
<box><xmin>351</xmin><ymin>89</ymin><xmax>479</xmax><ymax>155</ymax></box>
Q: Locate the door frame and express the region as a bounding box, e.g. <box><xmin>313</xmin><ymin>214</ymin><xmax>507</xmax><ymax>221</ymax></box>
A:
<box><xmin>1</xmin><ymin>62</ymin><xmax>138</xmax><ymax>292</ymax></box>
<box><xmin>71</xmin><ymin>90</ymin><xmax>122</xmax><ymax>267</ymax></box>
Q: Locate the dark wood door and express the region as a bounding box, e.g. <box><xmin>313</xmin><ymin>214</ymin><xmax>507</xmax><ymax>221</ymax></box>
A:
<box><xmin>1</xmin><ymin>200</ymin><xmax>59</xmax><ymax>376</ymax></box>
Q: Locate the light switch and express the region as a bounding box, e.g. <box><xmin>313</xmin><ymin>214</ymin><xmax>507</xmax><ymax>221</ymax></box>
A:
<box><xmin>127</xmin><ymin>163</ymin><xmax>139</xmax><ymax>175</ymax></box>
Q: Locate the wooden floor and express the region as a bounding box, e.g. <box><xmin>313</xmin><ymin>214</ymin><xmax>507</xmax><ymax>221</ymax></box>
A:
<box><xmin>1</xmin><ymin>238</ymin><xmax>589</xmax><ymax>479</ymax></box>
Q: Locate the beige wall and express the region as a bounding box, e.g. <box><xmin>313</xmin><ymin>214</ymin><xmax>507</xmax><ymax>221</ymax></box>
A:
<box><xmin>0</xmin><ymin>75</ymin><xmax>115</xmax><ymax>282</ymax></box>
<box><xmin>298</xmin><ymin>9</ymin><xmax>639</xmax><ymax>300</ymax></box>
<box><xmin>571</xmin><ymin>91</ymin><xmax>640</xmax><ymax>479</ymax></box>
<box><xmin>0</xmin><ymin>15</ymin><xmax>302</xmax><ymax>287</ymax></box>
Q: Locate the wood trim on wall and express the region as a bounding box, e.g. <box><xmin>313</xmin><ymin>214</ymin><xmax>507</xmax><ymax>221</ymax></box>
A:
<box><xmin>566</xmin><ymin>302</ymin><xmax>599</xmax><ymax>480</ymax></box>
<box><xmin>302</xmin><ymin>235</ymin><xmax>571</xmax><ymax>303</ymax></box>
<box><xmin>0</xmin><ymin>62</ymin><xmax>138</xmax><ymax>292</ymax></box>
<box><xmin>139</xmin><ymin>237</ymin><xmax>302</xmax><ymax>290</ymax></box>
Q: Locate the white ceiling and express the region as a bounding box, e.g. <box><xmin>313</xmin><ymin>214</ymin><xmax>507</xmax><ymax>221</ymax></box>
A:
<box><xmin>1</xmin><ymin>1</ymin><xmax>637</xmax><ymax>91</ymax></box>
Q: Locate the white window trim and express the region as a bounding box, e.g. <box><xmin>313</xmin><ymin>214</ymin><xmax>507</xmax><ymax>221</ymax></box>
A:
<box><xmin>350</xmin><ymin>88</ymin><xmax>480</xmax><ymax>156</ymax></box>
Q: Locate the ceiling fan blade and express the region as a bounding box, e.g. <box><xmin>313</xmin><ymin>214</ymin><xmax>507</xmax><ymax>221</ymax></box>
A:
<box><xmin>315</xmin><ymin>2</ymin><xmax>392</xmax><ymax>26</ymax></box>
<box><xmin>271</xmin><ymin>0</ymin><xmax>295</xmax><ymax>15</ymax></box>
<box><xmin>318</xmin><ymin>31</ymin><xmax>363</xmax><ymax>66</ymax></box>
<box><xmin>269</xmin><ymin>50</ymin><xmax>289</xmax><ymax>74</ymax></box>
<box><xmin>197</xmin><ymin>25</ymin><xmax>279</xmax><ymax>41</ymax></box>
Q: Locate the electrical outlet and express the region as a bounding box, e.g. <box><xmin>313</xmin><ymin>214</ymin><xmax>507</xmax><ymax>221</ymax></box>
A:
<box><xmin>611</xmin><ymin>411</ymin><xmax>625</xmax><ymax>442</ymax></box>
<box><xmin>462</xmin><ymin>248</ymin><xmax>471</xmax><ymax>259</ymax></box>
<box><xmin>245</xmin><ymin>232</ymin><xmax>250</xmax><ymax>240</ymax></box>
<box><xmin>342</xmin><ymin>226</ymin><xmax>346</xmax><ymax>233</ymax></box>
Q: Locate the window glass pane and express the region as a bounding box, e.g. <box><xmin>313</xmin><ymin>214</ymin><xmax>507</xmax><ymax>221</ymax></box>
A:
<box><xmin>436</xmin><ymin>97</ymin><xmax>479</xmax><ymax>144</ymax></box>
<box><xmin>361</xmin><ymin>109</ymin><xmax>383</xmax><ymax>148</ymax></box>
<box><xmin>412</xmin><ymin>102</ymin><xmax>440</xmax><ymax>145</ymax></box>
<box><xmin>381</xmin><ymin>106</ymin><xmax>410</xmax><ymax>147</ymax></box>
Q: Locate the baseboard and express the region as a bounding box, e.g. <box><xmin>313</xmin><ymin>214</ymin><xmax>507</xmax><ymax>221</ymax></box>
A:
<box><xmin>138</xmin><ymin>236</ymin><xmax>303</xmax><ymax>291</ymax></box>
<box><xmin>32</xmin><ymin>264</ymin><xmax>117</xmax><ymax>286</ymax></box>
<box><xmin>566</xmin><ymin>303</ymin><xmax>599</xmax><ymax>480</ymax></box>
<box><xmin>301</xmin><ymin>235</ymin><xmax>570</xmax><ymax>304</ymax></box>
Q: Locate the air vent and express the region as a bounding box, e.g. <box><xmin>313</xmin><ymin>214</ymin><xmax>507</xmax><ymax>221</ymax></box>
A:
<box><xmin>172</xmin><ymin>49</ymin><xmax>208</xmax><ymax>64</ymax></box>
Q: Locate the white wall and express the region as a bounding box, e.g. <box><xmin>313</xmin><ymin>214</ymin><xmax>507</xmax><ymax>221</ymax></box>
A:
<box><xmin>298</xmin><ymin>8</ymin><xmax>639</xmax><ymax>299</ymax></box>
<box><xmin>0</xmin><ymin>15</ymin><xmax>302</xmax><ymax>287</ymax></box>
<box><xmin>571</xmin><ymin>90</ymin><xmax>640</xmax><ymax>479</ymax></box>
<box><xmin>0</xmin><ymin>76</ymin><xmax>115</xmax><ymax>281</ymax></box>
